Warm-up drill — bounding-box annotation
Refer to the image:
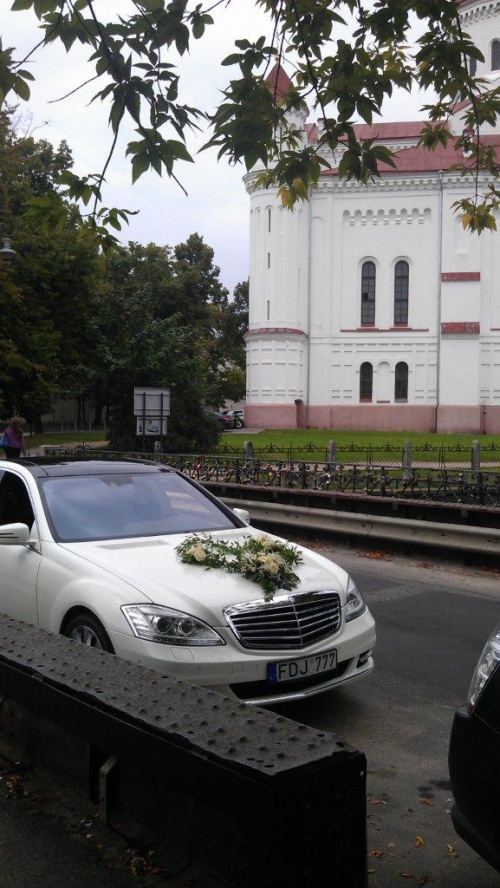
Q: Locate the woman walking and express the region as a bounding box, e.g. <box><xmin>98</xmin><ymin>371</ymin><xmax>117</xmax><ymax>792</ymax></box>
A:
<box><xmin>1</xmin><ymin>417</ymin><xmax>27</xmax><ymax>459</ymax></box>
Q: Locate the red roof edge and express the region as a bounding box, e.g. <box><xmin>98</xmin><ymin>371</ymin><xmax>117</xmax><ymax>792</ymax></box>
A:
<box><xmin>244</xmin><ymin>327</ymin><xmax>306</xmax><ymax>338</ymax></box>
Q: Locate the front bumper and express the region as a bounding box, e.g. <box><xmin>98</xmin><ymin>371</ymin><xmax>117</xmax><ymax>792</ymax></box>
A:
<box><xmin>449</xmin><ymin>706</ymin><xmax>500</xmax><ymax>873</ymax></box>
<box><xmin>109</xmin><ymin>608</ymin><xmax>376</xmax><ymax>705</ymax></box>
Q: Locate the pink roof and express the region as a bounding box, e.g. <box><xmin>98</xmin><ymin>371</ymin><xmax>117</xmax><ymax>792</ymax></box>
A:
<box><xmin>351</xmin><ymin>121</ymin><xmax>427</xmax><ymax>140</ymax></box>
<box><xmin>244</xmin><ymin>327</ymin><xmax>306</xmax><ymax>338</ymax></box>
<box><xmin>307</xmin><ymin>120</ymin><xmax>426</xmax><ymax>147</ymax></box>
<box><xmin>321</xmin><ymin>134</ymin><xmax>500</xmax><ymax>175</ymax></box>
<box><xmin>305</xmin><ymin>122</ymin><xmax>318</xmax><ymax>142</ymax></box>
<box><xmin>266</xmin><ymin>62</ymin><xmax>293</xmax><ymax>103</ymax></box>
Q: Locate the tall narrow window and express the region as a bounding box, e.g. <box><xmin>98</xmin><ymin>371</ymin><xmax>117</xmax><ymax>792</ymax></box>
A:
<box><xmin>395</xmin><ymin>362</ymin><xmax>409</xmax><ymax>401</ymax></box>
<box><xmin>267</xmin><ymin>207</ymin><xmax>272</xmax><ymax>232</ymax></box>
<box><xmin>492</xmin><ymin>39</ymin><xmax>500</xmax><ymax>70</ymax></box>
<box><xmin>360</xmin><ymin>362</ymin><xmax>373</xmax><ymax>401</ymax></box>
<box><xmin>469</xmin><ymin>56</ymin><xmax>477</xmax><ymax>76</ymax></box>
<box><xmin>394</xmin><ymin>260</ymin><xmax>409</xmax><ymax>325</ymax></box>
<box><xmin>361</xmin><ymin>261</ymin><xmax>376</xmax><ymax>325</ymax></box>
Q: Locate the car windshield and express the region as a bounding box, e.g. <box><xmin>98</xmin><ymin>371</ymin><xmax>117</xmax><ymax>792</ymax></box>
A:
<box><xmin>39</xmin><ymin>471</ymin><xmax>238</xmax><ymax>542</ymax></box>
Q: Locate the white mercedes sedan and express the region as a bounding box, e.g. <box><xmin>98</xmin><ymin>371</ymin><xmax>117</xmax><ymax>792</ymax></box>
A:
<box><xmin>0</xmin><ymin>459</ymin><xmax>375</xmax><ymax>705</ymax></box>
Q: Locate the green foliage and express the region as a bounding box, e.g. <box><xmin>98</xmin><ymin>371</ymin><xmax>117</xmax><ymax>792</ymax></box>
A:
<box><xmin>204</xmin><ymin>278</ymin><xmax>248</xmax><ymax>405</ymax></box>
<box><xmin>3</xmin><ymin>1</ymin><xmax>500</xmax><ymax>236</ymax></box>
<box><xmin>0</xmin><ymin>107</ymin><xmax>102</xmax><ymax>423</ymax></box>
<box><xmin>93</xmin><ymin>235</ymin><xmax>233</xmax><ymax>451</ymax></box>
<box><xmin>0</xmin><ymin>108</ymin><xmax>247</xmax><ymax>447</ymax></box>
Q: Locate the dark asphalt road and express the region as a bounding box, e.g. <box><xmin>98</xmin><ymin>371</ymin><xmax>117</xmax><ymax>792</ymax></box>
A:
<box><xmin>279</xmin><ymin>542</ymin><xmax>500</xmax><ymax>888</ymax></box>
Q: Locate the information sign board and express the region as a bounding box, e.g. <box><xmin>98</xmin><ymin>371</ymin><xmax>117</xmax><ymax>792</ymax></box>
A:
<box><xmin>133</xmin><ymin>388</ymin><xmax>170</xmax><ymax>417</ymax></box>
<box><xmin>136</xmin><ymin>418</ymin><xmax>168</xmax><ymax>436</ymax></box>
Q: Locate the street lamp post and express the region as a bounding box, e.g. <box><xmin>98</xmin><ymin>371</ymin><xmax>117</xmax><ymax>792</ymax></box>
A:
<box><xmin>0</xmin><ymin>236</ymin><xmax>16</xmax><ymax>259</ymax></box>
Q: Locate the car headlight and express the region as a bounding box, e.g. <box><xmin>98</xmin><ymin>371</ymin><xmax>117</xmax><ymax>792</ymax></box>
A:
<box><xmin>121</xmin><ymin>604</ymin><xmax>225</xmax><ymax>646</ymax></box>
<box><xmin>467</xmin><ymin>624</ymin><xmax>500</xmax><ymax>713</ymax></box>
<box><xmin>345</xmin><ymin>576</ymin><xmax>367</xmax><ymax>622</ymax></box>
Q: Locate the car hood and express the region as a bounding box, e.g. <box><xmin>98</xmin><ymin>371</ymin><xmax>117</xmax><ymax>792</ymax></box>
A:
<box><xmin>60</xmin><ymin>528</ymin><xmax>349</xmax><ymax>625</ymax></box>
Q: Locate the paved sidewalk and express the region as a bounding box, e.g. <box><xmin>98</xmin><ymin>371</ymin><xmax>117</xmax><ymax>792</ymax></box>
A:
<box><xmin>0</xmin><ymin>751</ymin><xmax>225</xmax><ymax>888</ymax></box>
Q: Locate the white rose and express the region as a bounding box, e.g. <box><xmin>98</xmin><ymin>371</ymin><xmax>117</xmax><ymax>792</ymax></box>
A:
<box><xmin>264</xmin><ymin>559</ymin><xmax>279</xmax><ymax>574</ymax></box>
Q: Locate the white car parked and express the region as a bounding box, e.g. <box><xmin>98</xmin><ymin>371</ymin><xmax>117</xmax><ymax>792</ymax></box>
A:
<box><xmin>0</xmin><ymin>459</ymin><xmax>375</xmax><ymax>705</ymax></box>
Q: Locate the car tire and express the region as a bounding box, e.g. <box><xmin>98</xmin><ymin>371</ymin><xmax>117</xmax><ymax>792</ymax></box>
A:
<box><xmin>62</xmin><ymin>612</ymin><xmax>114</xmax><ymax>653</ymax></box>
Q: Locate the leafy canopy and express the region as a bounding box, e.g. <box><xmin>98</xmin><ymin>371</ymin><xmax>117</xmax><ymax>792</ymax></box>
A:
<box><xmin>0</xmin><ymin>106</ymin><xmax>102</xmax><ymax>423</ymax></box>
<box><xmin>3</xmin><ymin>0</ymin><xmax>500</xmax><ymax>238</ymax></box>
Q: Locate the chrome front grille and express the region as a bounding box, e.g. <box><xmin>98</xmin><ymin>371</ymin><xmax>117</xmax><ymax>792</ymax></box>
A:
<box><xmin>224</xmin><ymin>591</ymin><xmax>342</xmax><ymax>651</ymax></box>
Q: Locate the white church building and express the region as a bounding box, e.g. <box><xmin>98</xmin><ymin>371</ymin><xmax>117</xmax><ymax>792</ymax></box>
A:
<box><xmin>243</xmin><ymin>0</ymin><xmax>500</xmax><ymax>434</ymax></box>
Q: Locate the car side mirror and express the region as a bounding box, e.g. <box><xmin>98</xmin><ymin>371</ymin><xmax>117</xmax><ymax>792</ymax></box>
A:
<box><xmin>233</xmin><ymin>508</ymin><xmax>251</xmax><ymax>525</ymax></box>
<box><xmin>0</xmin><ymin>523</ymin><xmax>31</xmax><ymax>545</ymax></box>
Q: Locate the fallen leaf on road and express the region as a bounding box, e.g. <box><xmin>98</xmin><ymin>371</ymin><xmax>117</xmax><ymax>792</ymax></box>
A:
<box><xmin>399</xmin><ymin>873</ymin><xmax>414</xmax><ymax>879</ymax></box>
<box><xmin>447</xmin><ymin>843</ymin><xmax>458</xmax><ymax>858</ymax></box>
<box><xmin>419</xmin><ymin>876</ymin><xmax>429</xmax><ymax>886</ymax></box>
<box><xmin>415</xmin><ymin>836</ymin><xmax>425</xmax><ymax>847</ymax></box>
<box><xmin>369</xmin><ymin>850</ymin><xmax>385</xmax><ymax>858</ymax></box>
<box><xmin>363</xmin><ymin>550</ymin><xmax>391</xmax><ymax>560</ymax></box>
<box><xmin>419</xmin><ymin>797</ymin><xmax>434</xmax><ymax>806</ymax></box>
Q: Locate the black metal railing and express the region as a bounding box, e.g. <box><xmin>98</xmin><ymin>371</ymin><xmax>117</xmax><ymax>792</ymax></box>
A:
<box><xmin>37</xmin><ymin>447</ymin><xmax>500</xmax><ymax>508</ymax></box>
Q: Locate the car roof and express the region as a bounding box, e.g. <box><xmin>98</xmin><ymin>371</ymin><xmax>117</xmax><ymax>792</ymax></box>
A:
<box><xmin>8</xmin><ymin>458</ymin><xmax>175</xmax><ymax>479</ymax></box>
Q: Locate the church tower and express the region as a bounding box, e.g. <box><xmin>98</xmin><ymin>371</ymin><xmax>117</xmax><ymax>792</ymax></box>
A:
<box><xmin>244</xmin><ymin>64</ymin><xmax>312</xmax><ymax>429</ymax></box>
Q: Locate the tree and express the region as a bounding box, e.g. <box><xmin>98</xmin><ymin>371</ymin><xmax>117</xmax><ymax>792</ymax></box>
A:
<box><xmin>0</xmin><ymin>106</ymin><xmax>102</xmax><ymax>427</ymax></box>
<box><xmin>0</xmin><ymin>100</ymin><xmax>242</xmax><ymax>445</ymax></box>
<box><xmin>2</xmin><ymin>1</ymin><xmax>500</xmax><ymax>239</ymax></box>
<box><xmin>93</xmin><ymin>235</ymin><xmax>231</xmax><ymax>451</ymax></box>
<box><xmin>204</xmin><ymin>279</ymin><xmax>248</xmax><ymax>406</ymax></box>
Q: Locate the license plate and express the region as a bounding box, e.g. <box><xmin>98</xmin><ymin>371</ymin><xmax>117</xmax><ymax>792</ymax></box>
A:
<box><xmin>268</xmin><ymin>649</ymin><xmax>337</xmax><ymax>683</ymax></box>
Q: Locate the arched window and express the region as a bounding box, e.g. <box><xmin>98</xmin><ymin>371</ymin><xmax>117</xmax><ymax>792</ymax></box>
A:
<box><xmin>361</xmin><ymin>261</ymin><xmax>376</xmax><ymax>325</ymax></box>
<box><xmin>360</xmin><ymin>362</ymin><xmax>373</xmax><ymax>401</ymax></box>
<box><xmin>395</xmin><ymin>362</ymin><xmax>409</xmax><ymax>402</ymax></box>
<box><xmin>492</xmin><ymin>40</ymin><xmax>500</xmax><ymax>70</ymax></box>
<box><xmin>394</xmin><ymin>260</ymin><xmax>409</xmax><ymax>325</ymax></box>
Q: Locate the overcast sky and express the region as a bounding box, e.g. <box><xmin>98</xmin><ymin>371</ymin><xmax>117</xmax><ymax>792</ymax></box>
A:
<box><xmin>1</xmin><ymin>2</ymin><xmax>427</xmax><ymax>294</ymax></box>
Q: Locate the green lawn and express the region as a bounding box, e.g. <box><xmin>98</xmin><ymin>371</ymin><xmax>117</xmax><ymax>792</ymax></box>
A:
<box><xmin>25</xmin><ymin>427</ymin><xmax>500</xmax><ymax>456</ymax></box>
<box><xmin>220</xmin><ymin>429</ymin><xmax>500</xmax><ymax>449</ymax></box>
<box><xmin>26</xmin><ymin>431</ymin><xmax>108</xmax><ymax>448</ymax></box>
<box><xmin>26</xmin><ymin>429</ymin><xmax>500</xmax><ymax>467</ymax></box>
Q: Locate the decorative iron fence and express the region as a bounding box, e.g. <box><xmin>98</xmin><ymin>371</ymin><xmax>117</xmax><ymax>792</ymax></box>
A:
<box><xmin>39</xmin><ymin>445</ymin><xmax>500</xmax><ymax>508</ymax></box>
<box><xmin>169</xmin><ymin>457</ymin><xmax>500</xmax><ymax>507</ymax></box>
<box><xmin>215</xmin><ymin>439</ymin><xmax>500</xmax><ymax>470</ymax></box>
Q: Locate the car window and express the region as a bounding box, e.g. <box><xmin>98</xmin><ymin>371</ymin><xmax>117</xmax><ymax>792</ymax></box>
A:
<box><xmin>0</xmin><ymin>472</ymin><xmax>35</xmax><ymax>529</ymax></box>
<box><xmin>39</xmin><ymin>471</ymin><xmax>238</xmax><ymax>542</ymax></box>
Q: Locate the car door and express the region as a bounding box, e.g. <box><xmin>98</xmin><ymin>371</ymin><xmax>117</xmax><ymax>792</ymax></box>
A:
<box><xmin>0</xmin><ymin>469</ymin><xmax>41</xmax><ymax>625</ymax></box>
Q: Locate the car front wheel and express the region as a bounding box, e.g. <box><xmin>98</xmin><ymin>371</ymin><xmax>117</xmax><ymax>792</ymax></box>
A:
<box><xmin>62</xmin><ymin>612</ymin><xmax>114</xmax><ymax>653</ymax></box>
